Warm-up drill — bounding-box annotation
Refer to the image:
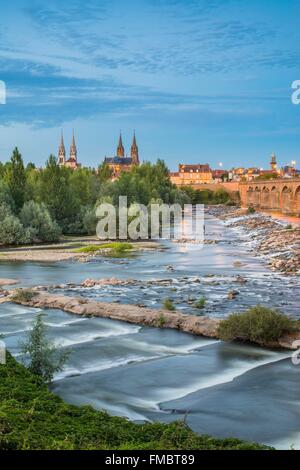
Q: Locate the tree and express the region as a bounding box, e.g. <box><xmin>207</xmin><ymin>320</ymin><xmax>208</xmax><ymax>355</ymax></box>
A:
<box><xmin>21</xmin><ymin>314</ymin><xmax>70</xmax><ymax>383</ymax></box>
<box><xmin>0</xmin><ymin>180</ymin><xmax>14</xmax><ymax>209</ymax></box>
<box><xmin>4</xmin><ymin>148</ymin><xmax>26</xmax><ymax>211</ymax></box>
<box><xmin>82</xmin><ymin>206</ymin><xmax>98</xmax><ymax>234</ymax></box>
<box><xmin>98</xmin><ymin>162</ymin><xmax>112</xmax><ymax>182</ymax></box>
<box><xmin>0</xmin><ymin>214</ymin><xmax>29</xmax><ymax>245</ymax></box>
<box><xmin>19</xmin><ymin>201</ymin><xmax>61</xmax><ymax>242</ymax></box>
<box><xmin>39</xmin><ymin>155</ymin><xmax>79</xmax><ymax>230</ymax></box>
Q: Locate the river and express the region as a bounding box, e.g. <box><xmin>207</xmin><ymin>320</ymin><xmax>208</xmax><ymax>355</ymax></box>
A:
<box><xmin>0</xmin><ymin>215</ymin><xmax>299</xmax><ymax>449</ymax></box>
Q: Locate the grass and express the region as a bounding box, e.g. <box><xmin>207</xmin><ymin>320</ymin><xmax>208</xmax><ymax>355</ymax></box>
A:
<box><xmin>163</xmin><ymin>298</ymin><xmax>176</xmax><ymax>311</ymax></box>
<box><xmin>156</xmin><ymin>313</ymin><xmax>166</xmax><ymax>328</ymax></box>
<box><xmin>11</xmin><ymin>289</ymin><xmax>37</xmax><ymax>303</ymax></box>
<box><xmin>0</xmin><ymin>353</ymin><xmax>271</xmax><ymax>450</ymax></box>
<box><xmin>193</xmin><ymin>296</ymin><xmax>206</xmax><ymax>309</ymax></box>
<box><xmin>218</xmin><ymin>305</ymin><xmax>298</xmax><ymax>346</ymax></box>
<box><xmin>73</xmin><ymin>242</ymin><xmax>133</xmax><ymax>255</ymax></box>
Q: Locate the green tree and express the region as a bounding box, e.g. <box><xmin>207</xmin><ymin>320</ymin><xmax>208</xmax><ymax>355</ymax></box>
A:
<box><xmin>19</xmin><ymin>200</ymin><xmax>61</xmax><ymax>242</ymax></box>
<box><xmin>0</xmin><ymin>214</ymin><xmax>29</xmax><ymax>245</ymax></box>
<box><xmin>98</xmin><ymin>162</ymin><xmax>112</xmax><ymax>182</ymax></box>
<box><xmin>0</xmin><ymin>180</ymin><xmax>14</xmax><ymax>209</ymax></box>
<box><xmin>4</xmin><ymin>148</ymin><xmax>26</xmax><ymax>211</ymax></box>
<box><xmin>21</xmin><ymin>314</ymin><xmax>70</xmax><ymax>383</ymax></box>
<box><xmin>39</xmin><ymin>155</ymin><xmax>79</xmax><ymax>230</ymax></box>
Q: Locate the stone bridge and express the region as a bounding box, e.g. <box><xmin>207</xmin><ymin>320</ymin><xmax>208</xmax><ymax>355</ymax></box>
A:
<box><xmin>239</xmin><ymin>179</ymin><xmax>300</xmax><ymax>215</ymax></box>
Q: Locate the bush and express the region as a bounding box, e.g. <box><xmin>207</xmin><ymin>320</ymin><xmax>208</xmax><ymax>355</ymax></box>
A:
<box><xmin>247</xmin><ymin>206</ymin><xmax>255</xmax><ymax>214</ymax></box>
<box><xmin>0</xmin><ymin>214</ymin><xmax>29</xmax><ymax>245</ymax></box>
<box><xmin>11</xmin><ymin>289</ymin><xmax>37</xmax><ymax>303</ymax></box>
<box><xmin>20</xmin><ymin>201</ymin><xmax>61</xmax><ymax>242</ymax></box>
<box><xmin>213</xmin><ymin>188</ymin><xmax>230</xmax><ymax>204</ymax></box>
<box><xmin>218</xmin><ymin>306</ymin><xmax>297</xmax><ymax>345</ymax></box>
<box><xmin>156</xmin><ymin>313</ymin><xmax>166</xmax><ymax>328</ymax></box>
<box><xmin>193</xmin><ymin>296</ymin><xmax>206</xmax><ymax>309</ymax></box>
<box><xmin>163</xmin><ymin>298</ymin><xmax>176</xmax><ymax>311</ymax></box>
<box><xmin>20</xmin><ymin>314</ymin><xmax>70</xmax><ymax>384</ymax></box>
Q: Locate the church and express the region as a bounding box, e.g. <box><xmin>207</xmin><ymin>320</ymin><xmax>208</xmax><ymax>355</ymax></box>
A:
<box><xmin>57</xmin><ymin>131</ymin><xmax>81</xmax><ymax>169</ymax></box>
<box><xmin>104</xmin><ymin>133</ymin><xmax>140</xmax><ymax>179</ymax></box>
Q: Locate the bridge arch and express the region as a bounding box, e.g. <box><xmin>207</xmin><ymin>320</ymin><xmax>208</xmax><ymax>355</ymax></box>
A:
<box><xmin>294</xmin><ymin>186</ymin><xmax>300</xmax><ymax>215</ymax></box>
<box><xmin>261</xmin><ymin>186</ymin><xmax>270</xmax><ymax>209</ymax></box>
<box><xmin>247</xmin><ymin>186</ymin><xmax>254</xmax><ymax>206</ymax></box>
<box><xmin>253</xmin><ymin>187</ymin><xmax>261</xmax><ymax>207</ymax></box>
<box><xmin>270</xmin><ymin>186</ymin><xmax>280</xmax><ymax>210</ymax></box>
<box><xmin>281</xmin><ymin>186</ymin><xmax>293</xmax><ymax>214</ymax></box>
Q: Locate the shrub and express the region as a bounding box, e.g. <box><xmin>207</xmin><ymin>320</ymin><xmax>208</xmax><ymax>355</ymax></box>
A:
<box><xmin>218</xmin><ymin>306</ymin><xmax>297</xmax><ymax>345</ymax></box>
<box><xmin>225</xmin><ymin>200</ymin><xmax>237</xmax><ymax>206</ymax></box>
<box><xmin>20</xmin><ymin>314</ymin><xmax>70</xmax><ymax>384</ymax></box>
<box><xmin>0</xmin><ymin>214</ymin><xmax>29</xmax><ymax>245</ymax></box>
<box><xmin>286</xmin><ymin>224</ymin><xmax>293</xmax><ymax>230</ymax></box>
<box><xmin>247</xmin><ymin>206</ymin><xmax>255</xmax><ymax>214</ymax></box>
<box><xmin>163</xmin><ymin>298</ymin><xmax>176</xmax><ymax>311</ymax></box>
<box><xmin>193</xmin><ymin>296</ymin><xmax>206</xmax><ymax>309</ymax></box>
<box><xmin>213</xmin><ymin>188</ymin><xmax>230</xmax><ymax>204</ymax></box>
<box><xmin>157</xmin><ymin>313</ymin><xmax>166</xmax><ymax>328</ymax></box>
<box><xmin>11</xmin><ymin>289</ymin><xmax>37</xmax><ymax>303</ymax></box>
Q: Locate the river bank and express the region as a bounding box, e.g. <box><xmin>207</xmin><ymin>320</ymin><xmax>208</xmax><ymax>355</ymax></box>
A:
<box><xmin>206</xmin><ymin>206</ymin><xmax>300</xmax><ymax>275</ymax></box>
<box><xmin>0</xmin><ymin>353</ymin><xmax>270</xmax><ymax>450</ymax></box>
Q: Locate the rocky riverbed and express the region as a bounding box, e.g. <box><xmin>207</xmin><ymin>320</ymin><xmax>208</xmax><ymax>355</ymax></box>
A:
<box><xmin>4</xmin><ymin>288</ymin><xmax>300</xmax><ymax>350</ymax></box>
<box><xmin>206</xmin><ymin>206</ymin><xmax>300</xmax><ymax>275</ymax></box>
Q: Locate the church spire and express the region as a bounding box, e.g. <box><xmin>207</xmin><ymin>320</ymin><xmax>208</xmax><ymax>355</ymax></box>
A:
<box><xmin>130</xmin><ymin>131</ymin><xmax>139</xmax><ymax>164</ymax></box>
<box><xmin>70</xmin><ymin>129</ymin><xmax>77</xmax><ymax>161</ymax></box>
<box><xmin>117</xmin><ymin>132</ymin><xmax>125</xmax><ymax>158</ymax></box>
<box><xmin>58</xmin><ymin>130</ymin><xmax>66</xmax><ymax>166</ymax></box>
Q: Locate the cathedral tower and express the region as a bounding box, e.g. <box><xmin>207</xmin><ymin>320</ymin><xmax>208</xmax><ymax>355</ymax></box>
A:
<box><xmin>58</xmin><ymin>131</ymin><xmax>66</xmax><ymax>166</ymax></box>
<box><xmin>69</xmin><ymin>130</ymin><xmax>77</xmax><ymax>161</ymax></box>
<box><xmin>130</xmin><ymin>132</ymin><xmax>139</xmax><ymax>164</ymax></box>
<box><xmin>117</xmin><ymin>133</ymin><xmax>125</xmax><ymax>157</ymax></box>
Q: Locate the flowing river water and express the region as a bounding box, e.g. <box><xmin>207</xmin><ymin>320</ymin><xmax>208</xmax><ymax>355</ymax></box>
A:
<box><xmin>0</xmin><ymin>215</ymin><xmax>299</xmax><ymax>449</ymax></box>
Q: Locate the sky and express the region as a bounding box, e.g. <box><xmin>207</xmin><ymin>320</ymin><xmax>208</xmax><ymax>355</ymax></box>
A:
<box><xmin>0</xmin><ymin>0</ymin><xmax>300</xmax><ymax>170</ymax></box>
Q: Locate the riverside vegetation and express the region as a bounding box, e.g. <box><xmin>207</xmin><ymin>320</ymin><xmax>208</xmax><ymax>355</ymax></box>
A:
<box><xmin>0</xmin><ymin>354</ymin><xmax>271</xmax><ymax>450</ymax></box>
<box><xmin>0</xmin><ymin>148</ymin><xmax>232</xmax><ymax>246</ymax></box>
<box><xmin>218</xmin><ymin>306</ymin><xmax>298</xmax><ymax>346</ymax></box>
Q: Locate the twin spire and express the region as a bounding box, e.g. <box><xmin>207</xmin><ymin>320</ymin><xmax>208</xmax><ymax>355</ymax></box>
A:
<box><xmin>58</xmin><ymin>130</ymin><xmax>139</xmax><ymax>168</ymax></box>
<box><xmin>58</xmin><ymin>130</ymin><xmax>77</xmax><ymax>166</ymax></box>
<box><xmin>116</xmin><ymin>132</ymin><xmax>139</xmax><ymax>164</ymax></box>
<box><xmin>117</xmin><ymin>132</ymin><xmax>125</xmax><ymax>157</ymax></box>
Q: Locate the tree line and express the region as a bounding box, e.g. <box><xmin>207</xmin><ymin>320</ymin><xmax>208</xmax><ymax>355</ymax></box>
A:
<box><xmin>0</xmin><ymin>148</ymin><xmax>231</xmax><ymax>245</ymax></box>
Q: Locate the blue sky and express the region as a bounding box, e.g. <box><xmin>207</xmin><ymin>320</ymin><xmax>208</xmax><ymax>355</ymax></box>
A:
<box><xmin>0</xmin><ymin>0</ymin><xmax>300</xmax><ymax>170</ymax></box>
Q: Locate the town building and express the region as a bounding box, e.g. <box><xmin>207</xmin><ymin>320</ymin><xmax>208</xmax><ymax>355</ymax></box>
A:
<box><xmin>212</xmin><ymin>169</ymin><xmax>228</xmax><ymax>182</ymax></box>
<box><xmin>104</xmin><ymin>133</ymin><xmax>140</xmax><ymax>179</ymax></box>
<box><xmin>170</xmin><ymin>163</ymin><xmax>213</xmax><ymax>186</ymax></box>
<box><xmin>58</xmin><ymin>131</ymin><xmax>81</xmax><ymax>169</ymax></box>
